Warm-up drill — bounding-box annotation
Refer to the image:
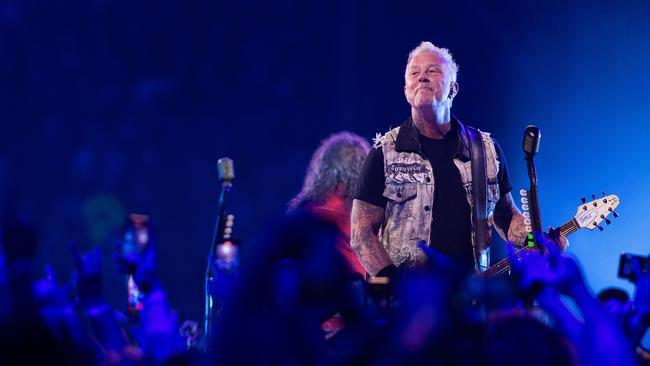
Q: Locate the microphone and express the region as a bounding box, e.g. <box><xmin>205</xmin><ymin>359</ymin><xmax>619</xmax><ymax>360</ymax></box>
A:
<box><xmin>522</xmin><ymin>125</ymin><xmax>541</xmax><ymax>158</ymax></box>
<box><xmin>217</xmin><ymin>158</ymin><xmax>235</xmax><ymax>185</ymax></box>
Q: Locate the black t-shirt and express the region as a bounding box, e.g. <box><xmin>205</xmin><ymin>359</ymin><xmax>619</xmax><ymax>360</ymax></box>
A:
<box><xmin>354</xmin><ymin>126</ymin><xmax>512</xmax><ymax>268</ymax></box>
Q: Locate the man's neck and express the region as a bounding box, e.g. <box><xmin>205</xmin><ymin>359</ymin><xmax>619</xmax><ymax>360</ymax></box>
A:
<box><xmin>411</xmin><ymin>107</ymin><xmax>452</xmax><ymax>139</ymax></box>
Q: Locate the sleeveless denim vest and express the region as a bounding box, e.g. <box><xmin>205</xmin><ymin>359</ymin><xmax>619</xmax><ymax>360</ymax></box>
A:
<box><xmin>374</xmin><ymin>118</ymin><xmax>501</xmax><ymax>273</ymax></box>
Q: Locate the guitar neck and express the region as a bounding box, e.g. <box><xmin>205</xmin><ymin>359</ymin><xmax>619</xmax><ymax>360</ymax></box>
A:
<box><xmin>557</xmin><ymin>218</ymin><xmax>579</xmax><ymax>237</ymax></box>
<box><xmin>482</xmin><ymin>218</ymin><xmax>578</xmax><ymax>278</ymax></box>
<box><xmin>483</xmin><ymin>193</ymin><xmax>621</xmax><ymax>278</ymax></box>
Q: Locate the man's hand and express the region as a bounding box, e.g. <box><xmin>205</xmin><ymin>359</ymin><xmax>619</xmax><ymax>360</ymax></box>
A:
<box><xmin>547</xmin><ymin>226</ymin><xmax>569</xmax><ymax>252</ymax></box>
<box><xmin>113</xmin><ymin>227</ymin><xmax>159</xmax><ymax>294</ymax></box>
<box><xmin>70</xmin><ymin>242</ymin><xmax>104</xmax><ymax>308</ymax></box>
<box><xmin>507</xmin><ymin>234</ymin><xmax>584</xmax><ymax>296</ymax></box>
<box><xmin>33</xmin><ymin>264</ymin><xmax>72</xmax><ymax>307</ymax></box>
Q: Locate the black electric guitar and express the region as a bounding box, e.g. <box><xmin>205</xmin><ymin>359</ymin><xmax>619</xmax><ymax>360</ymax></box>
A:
<box><xmin>482</xmin><ymin>194</ymin><xmax>621</xmax><ymax>278</ymax></box>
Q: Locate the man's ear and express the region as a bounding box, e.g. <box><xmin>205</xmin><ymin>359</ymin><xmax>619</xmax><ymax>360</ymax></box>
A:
<box><xmin>404</xmin><ymin>84</ymin><xmax>412</xmax><ymax>104</ymax></box>
<box><xmin>448</xmin><ymin>81</ymin><xmax>459</xmax><ymax>99</ymax></box>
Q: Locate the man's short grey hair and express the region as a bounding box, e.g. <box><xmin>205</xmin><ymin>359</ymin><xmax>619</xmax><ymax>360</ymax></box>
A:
<box><xmin>406</xmin><ymin>41</ymin><xmax>459</xmax><ymax>83</ymax></box>
<box><xmin>288</xmin><ymin>132</ymin><xmax>370</xmax><ymax>212</ymax></box>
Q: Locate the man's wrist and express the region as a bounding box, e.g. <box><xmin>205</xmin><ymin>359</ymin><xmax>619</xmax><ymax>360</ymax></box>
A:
<box><xmin>375</xmin><ymin>264</ymin><xmax>398</xmax><ymax>279</ymax></box>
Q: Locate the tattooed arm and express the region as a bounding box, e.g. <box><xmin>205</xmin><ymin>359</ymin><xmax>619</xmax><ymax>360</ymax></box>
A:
<box><xmin>350</xmin><ymin>199</ymin><xmax>393</xmax><ymax>276</ymax></box>
<box><xmin>493</xmin><ymin>192</ymin><xmax>527</xmax><ymax>247</ymax></box>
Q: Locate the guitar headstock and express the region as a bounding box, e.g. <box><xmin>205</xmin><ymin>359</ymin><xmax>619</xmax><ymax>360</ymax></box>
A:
<box><xmin>574</xmin><ymin>194</ymin><xmax>620</xmax><ymax>231</ymax></box>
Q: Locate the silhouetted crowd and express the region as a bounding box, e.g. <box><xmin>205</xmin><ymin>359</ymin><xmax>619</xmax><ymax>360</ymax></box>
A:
<box><xmin>0</xmin><ymin>210</ymin><xmax>649</xmax><ymax>366</ymax></box>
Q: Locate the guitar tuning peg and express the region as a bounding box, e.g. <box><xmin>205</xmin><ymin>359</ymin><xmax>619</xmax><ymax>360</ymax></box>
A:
<box><xmin>592</xmin><ymin>193</ymin><xmax>596</xmax><ymax>200</ymax></box>
<box><xmin>581</xmin><ymin>197</ymin><xmax>586</xmax><ymax>203</ymax></box>
<box><xmin>613</xmin><ymin>211</ymin><xmax>619</xmax><ymax>218</ymax></box>
<box><xmin>605</xmin><ymin>218</ymin><xmax>611</xmax><ymax>225</ymax></box>
<box><xmin>602</xmin><ymin>191</ymin><xmax>606</xmax><ymax>197</ymax></box>
<box><xmin>593</xmin><ymin>221</ymin><xmax>604</xmax><ymax>231</ymax></box>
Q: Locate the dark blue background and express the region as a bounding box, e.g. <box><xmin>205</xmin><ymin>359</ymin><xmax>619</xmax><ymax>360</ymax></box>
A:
<box><xmin>2</xmin><ymin>0</ymin><xmax>649</xmax><ymax>323</ymax></box>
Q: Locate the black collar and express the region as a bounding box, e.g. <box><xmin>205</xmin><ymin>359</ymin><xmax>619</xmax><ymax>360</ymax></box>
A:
<box><xmin>394</xmin><ymin>115</ymin><xmax>471</xmax><ymax>162</ymax></box>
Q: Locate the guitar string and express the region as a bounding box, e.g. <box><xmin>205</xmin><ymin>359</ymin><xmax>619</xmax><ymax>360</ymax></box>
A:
<box><xmin>483</xmin><ymin>222</ymin><xmax>577</xmax><ymax>277</ymax></box>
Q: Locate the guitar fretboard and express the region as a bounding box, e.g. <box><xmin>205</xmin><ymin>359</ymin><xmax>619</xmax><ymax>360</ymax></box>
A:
<box><xmin>481</xmin><ymin>218</ymin><xmax>578</xmax><ymax>278</ymax></box>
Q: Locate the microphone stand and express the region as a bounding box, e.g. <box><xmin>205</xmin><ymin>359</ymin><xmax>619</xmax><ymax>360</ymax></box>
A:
<box><xmin>521</xmin><ymin>126</ymin><xmax>544</xmax><ymax>309</ymax></box>
<box><xmin>525</xmin><ymin>153</ymin><xmax>544</xmax><ymax>254</ymax></box>
<box><xmin>202</xmin><ymin>159</ymin><xmax>234</xmax><ymax>352</ymax></box>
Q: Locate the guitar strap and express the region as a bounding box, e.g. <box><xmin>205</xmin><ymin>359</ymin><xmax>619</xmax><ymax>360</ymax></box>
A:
<box><xmin>465</xmin><ymin>127</ymin><xmax>489</xmax><ymax>270</ymax></box>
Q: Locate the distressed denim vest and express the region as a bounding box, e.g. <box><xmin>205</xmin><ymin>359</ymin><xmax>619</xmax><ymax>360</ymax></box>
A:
<box><xmin>374</xmin><ymin>118</ymin><xmax>501</xmax><ymax>273</ymax></box>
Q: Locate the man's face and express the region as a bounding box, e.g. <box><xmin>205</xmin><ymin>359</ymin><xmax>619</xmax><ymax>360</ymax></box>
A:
<box><xmin>404</xmin><ymin>51</ymin><xmax>457</xmax><ymax>110</ymax></box>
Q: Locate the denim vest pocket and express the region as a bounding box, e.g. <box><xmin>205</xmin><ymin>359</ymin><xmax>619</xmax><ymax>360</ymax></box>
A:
<box><xmin>382</xmin><ymin>183</ymin><xmax>421</xmax><ymax>266</ymax></box>
<box><xmin>383</xmin><ymin>182</ymin><xmax>419</xmax><ymax>246</ymax></box>
<box><xmin>383</xmin><ymin>183</ymin><xmax>418</xmax><ymax>225</ymax></box>
<box><xmin>383</xmin><ymin>183</ymin><xmax>417</xmax><ymax>203</ymax></box>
